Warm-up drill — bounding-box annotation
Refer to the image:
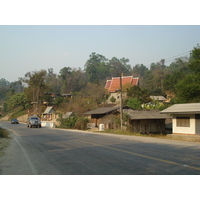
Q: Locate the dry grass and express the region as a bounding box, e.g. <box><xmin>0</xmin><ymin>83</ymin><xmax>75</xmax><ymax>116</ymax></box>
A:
<box><xmin>0</xmin><ymin>127</ymin><xmax>9</xmax><ymax>138</ymax></box>
<box><xmin>0</xmin><ymin>138</ymin><xmax>10</xmax><ymax>157</ymax></box>
<box><xmin>0</xmin><ymin>127</ymin><xmax>10</xmax><ymax>157</ymax></box>
<box><xmin>0</xmin><ymin>129</ymin><xmax>10</xmax><ymax>160</ymax></box>
<box><xmin>165</xmin><ymin>134</ymin><xmax>200</xmax><ymax>143</ymax></box>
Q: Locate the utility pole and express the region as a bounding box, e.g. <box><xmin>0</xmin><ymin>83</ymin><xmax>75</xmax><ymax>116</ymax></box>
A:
<box><xmin>120</xmin><ymin>73</ymin><xmax>123</xmax><ymax>131</ymax></box>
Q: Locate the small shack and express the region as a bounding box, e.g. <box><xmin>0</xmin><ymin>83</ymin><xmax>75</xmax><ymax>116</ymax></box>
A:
<box><xmin>161</xmin><ymin>103</ymin><xmax>200</xmax><ymax>135</ymax></box>
<box><xmin>84</xmin><ymin>106</ymin><xmax>121</xmax><ymax>129</ymax></box>
<box><xmin>150</xmin><ymin>96</ymin><xmax>167</xmax><ymax>103</ymax></box>
<box><xmin>124</xmin><ymin>109</ymin><xmax>171</xmax><ymax>134</ymax></box>
<box><xmin>42</xmin><ymin>106</ymin><xmax>55</xmax><ymax>121</ymax></box>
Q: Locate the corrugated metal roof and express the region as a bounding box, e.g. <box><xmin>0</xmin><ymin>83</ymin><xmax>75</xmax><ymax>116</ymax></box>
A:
<box><xmin>84</xmin><ymin>106</ymin><xmax>120</xmax><ymax>115</ymax></box>
<box><xmin>160</xmin><ymin>103</ymin><xmax>200</xmax><ymax>114</ymax></box>
<box><xmin>150</xmin><ymin>96</ymin><xmax>167</xmax><ymax>101</ymax></box>
<box><xmin>43</xmin><ymin>106</ymin><xmax>54</xmax><ymax>114</ymax></box>
<box><xmin>124</xmin><ymin>109</ymin><xmax>171</xmax><ymax>120</ymax></box>
<box><xmin>63</xmin><ymin>112</ymin><xmax>73</xmax><ymax>118</ymax></box>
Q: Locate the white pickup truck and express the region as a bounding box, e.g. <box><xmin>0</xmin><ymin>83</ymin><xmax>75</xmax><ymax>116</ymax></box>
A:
<box><xmin>27</xmin><ymin>116</ymin><xmax>42</xmax><ymax>128</ymax></box>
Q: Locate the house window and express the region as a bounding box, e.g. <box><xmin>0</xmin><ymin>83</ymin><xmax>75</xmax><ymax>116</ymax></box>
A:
<box><xmin>176</xmin><ymin>117</ymin><xmax>190</xmax><ymax>127</ymax></box>
<box><xmin>195</xmin><ymin>114</ymin><xmax>200</xmax><ymax>119</ymax></box>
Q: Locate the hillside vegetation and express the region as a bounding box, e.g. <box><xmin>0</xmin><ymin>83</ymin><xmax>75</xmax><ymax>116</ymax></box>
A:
<box><xmin>0</xmin><ymin>45</ymin><xmax>200</xmax><ymax>128</ymax></box>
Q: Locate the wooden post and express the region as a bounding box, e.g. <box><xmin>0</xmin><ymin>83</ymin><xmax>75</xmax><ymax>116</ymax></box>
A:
<box><xmin>120</xmin><ymin>73</ymin><xmax>123</xmax><ymax>131</ymax></box>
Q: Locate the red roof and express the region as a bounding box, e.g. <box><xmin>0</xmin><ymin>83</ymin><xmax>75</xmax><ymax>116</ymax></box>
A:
<box><xmin>105</xmin><ymin>76</ymin><xmax>139</xmax><ymax>92</ymax></box>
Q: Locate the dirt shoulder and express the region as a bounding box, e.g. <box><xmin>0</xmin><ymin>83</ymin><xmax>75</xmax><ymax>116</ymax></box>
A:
<box><xmin>61</xmin><ymin>127</ymin><xmax>200</xmax><ymax>143</ymax></box>
<box><xmin>0</xmin><ymin>138</ymin><xmax>10</xmax><ymax>157</ymax></box>
<box><xmin>165</xmin><ymin>134</ymin><xmax>200</xmax><ymax>143</ymax></box>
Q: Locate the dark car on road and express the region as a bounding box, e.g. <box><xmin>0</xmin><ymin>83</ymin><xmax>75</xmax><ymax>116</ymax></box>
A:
<box><xmin>27</xmin><ymin>116</ymin><xmax>42</xmax><ymax>128</ymax></box>
<box><xmin>11</xmin><ymin>119</ymin><xmax>19</xmax><ymax>124</ymax></box>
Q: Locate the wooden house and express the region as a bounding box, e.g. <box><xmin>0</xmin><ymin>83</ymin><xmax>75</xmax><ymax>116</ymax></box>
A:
<box><xmin>84</xmin><ymin>106</ymin><xmax>121</xmax><ymax>129</ymax></box>
<box><xmin>85</xmin><ymin>106</ymin><xmax>171</xmax><ymax>133</ymax></box>
<box><xmin>124</xmin><ymin>109</ymin><xmax>171</xmax><ymax>134</ymax></box>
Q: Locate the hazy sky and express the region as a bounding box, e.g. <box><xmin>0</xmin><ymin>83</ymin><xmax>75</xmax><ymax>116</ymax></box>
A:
<box><xmin>0</xmin><ymin>25</ymin><xmax>200</xmax><ymax>82</ymax></box>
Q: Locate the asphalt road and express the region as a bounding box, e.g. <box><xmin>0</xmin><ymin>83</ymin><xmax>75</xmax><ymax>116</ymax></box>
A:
<box><xmin>0</xmin><ymin>121</ymin><xmax>200</xmax><ymax>175</ymax></box>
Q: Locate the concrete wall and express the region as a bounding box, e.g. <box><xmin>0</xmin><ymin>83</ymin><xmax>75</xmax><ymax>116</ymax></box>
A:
<box><xmin>173</xmin><ymin>114</ymin><xmax>196</xmax><ymax>134</ymax></box>
<box><xmin>106</xmin><ymin>92</ymin><xmax>127</xmax><ymax>104</ymax></box>
<box><xmin>41</xmin><ymin>121</ymin><xmax>55</xmax><ymax>128</ymax></box>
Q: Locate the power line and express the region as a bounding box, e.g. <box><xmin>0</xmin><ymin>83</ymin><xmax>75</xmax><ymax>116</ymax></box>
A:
<box><xmin>165</xmin><ymin>50</ymin><xmax>191</xmax><ymax>63</ymax></box>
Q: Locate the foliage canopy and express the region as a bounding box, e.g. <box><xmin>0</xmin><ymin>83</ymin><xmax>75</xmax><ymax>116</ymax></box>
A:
<box><xmin>1</xmin><ymin>45</ymin><xmax>200</xmax><ymax>117</ymax></box>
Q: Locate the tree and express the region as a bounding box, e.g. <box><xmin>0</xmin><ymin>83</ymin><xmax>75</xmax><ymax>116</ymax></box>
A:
<box><xmin>126</xmin><ymin>85</ymin><xmax>151</xmax><ymax>103</ymax></box>
<box><xmin>23</xmin><ymin>70</ymin><xmax>47</xmax><ymax>115</ymax></box>
<box><xmin>167</xmin><ymin>57</ymin><xmax>189</xmax><ymax>73</ymax></box>
<box><xmin>59</xmin><ymin>67</ymin><xmax>72</xmax><ymax>93</ymax></box>
<box><xmin>175</xmin><ymin>74</ymin><xmax>200</xmax><ymax>103</ymax></box>
<box><xmin>126</xmin><ymin>98</ymin><xmax>142</xmax><ymax>110</ymax></box>
<box><xmin>142</xmin><ymin>70</ymin><xmax>154</xmax><ymax>92</ymax></box>
<box><xmin>163</xmin><ymin>57</ymin><xmax>189</xmax><ymax>95</ymax></box>
<box><xmin>6</xmin><ymin>92</ymin><xmax>28</xmax><ymax>110</ymax></box>
<box><xmin>163</xmin><ymin>71</ymin><xmax>182</xmax><ymax>93</ymax></box>
<box><xmin>9</xmin><ymin>79</ymin><xmax>24</xmax><ymax>94</ymax></box>
<box><xmin>188</xmin><ymin>45</ymin><xmax>200</xmax><ymax>74</ymax></box>
<box><xmin>59</xmin><ymin>67</ymin><xmax>87</xmax><ymax>93</ymax></box>
<box><xmin>69</xmin><ymin>68</ymin><xmax>88</xmax><ymax>92</ymax></box>
<box><xmin>81</xmin><ymin>83</ymin><xmax>107</xmax><ymax>105</ymax></box>
<box><xmin>46</xmin><ymin>68</ymin><xmax>62</xmax><ymax>99</ymax></box>
<box><xmin>0</xmin><ymin>78</ymin><xmax>10</xmax><ymax>103</ymax></box>
<box><xmin>108</xmin><ymin>57</ymin><xmax>131</xmax><ymax>77</ymax></box>
<box><xmin>132</xmin><ymin>64</ymin><xmax>148</xmax><ymax>77</ymax></box>
<box><xmin>0</xmin><ymin>78</ymin><xmax>10</xmax><ymax>87</ymax></box>
<box><xmin>84</xmin><ymin>52</ymin><xmax>108</xmax><ymax>83</ymax></box>
<box><xmin>173</xmin><ymin>45</ymin><xmax>200</xmax><ymax>103</ymax></box>
<box><xmin>142</xmin><ymin>60</ymin><xmax>167</xmax><ymax>95</ymax></box>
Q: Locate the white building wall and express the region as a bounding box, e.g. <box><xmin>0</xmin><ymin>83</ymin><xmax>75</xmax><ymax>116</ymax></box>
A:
<box><xmin>107</xmin><ymin>92</ymin><xmax>127</xmax><ymax>104</ymax></box>
<box><xmin>173</xmin><ymin>114</ymin><xmax>196</xmax><ymax>134</ymax></box>
<box><xmin>41</xmin><ymin>121</ymin><xmax>55</xmax><ymax>128</ymax></box>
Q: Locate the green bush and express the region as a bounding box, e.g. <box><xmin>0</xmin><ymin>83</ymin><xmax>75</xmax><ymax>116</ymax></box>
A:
<box><xmin>74</xmin><ymin>117</ymin><xmax>89</xmax><ymax>130</ymax></box>
<box><xmin>126</xmin><ymin>98</ymin><xmax>142</xmax><ymax>110</ymax></box>
<box><xmin>110</xmin><ymin>96</ymin><xmax>116</xmax><ymax>103</ymax></box>
<box><xmin>60</xmin><ymin>117</ymin><xmax>77</xmax><ymax>128</ymax></box>
<box><xmin>66</xmin><ymin>117</ymin><xmax>77</xmax><ymax>128</ymax></box>
<box><xmin>60</xmin><ymin>116</ymin><xmax>88</xmax><ymax>130</ymax></box>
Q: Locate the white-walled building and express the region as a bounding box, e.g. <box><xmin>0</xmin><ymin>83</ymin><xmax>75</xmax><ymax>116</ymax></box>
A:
<box><xmin>161</xmin><ymin>103</ymin><xmax>200</xmax><ymax>135</ymax></box>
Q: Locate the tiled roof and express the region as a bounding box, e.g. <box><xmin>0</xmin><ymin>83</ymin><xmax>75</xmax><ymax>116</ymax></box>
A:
<box><xmin>105</xmin><ymin>76</ymin><xmax>139</xmax><ymax>92</ymax></box>
<box><xmin>160</xmin><ymin>103</ymin><xmax>200</xmax><ymax>114</ymax></box>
